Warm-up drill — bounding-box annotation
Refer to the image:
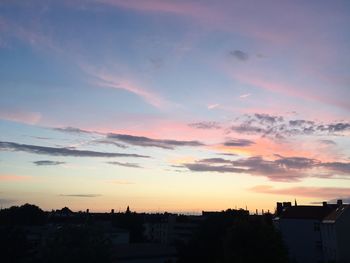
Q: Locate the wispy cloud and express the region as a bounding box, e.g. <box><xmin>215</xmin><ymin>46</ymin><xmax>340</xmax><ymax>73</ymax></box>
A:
<box><xmin>0</xmin><ymin>110</ymin><xmax>41</xmax><ymax>125</ymax></box>
<box><xmin>87</xmin><ymin>68</ymin><xmax>167</xmax><ymax>108</ymax></box>
<box><xmin>59</xmin><ymin>194</ymin><xmax>102</xmax><ymax>198</ymax></box>
<box><xmin>232</xmin><ymin>73</ymin><xmax>350</xmax><ymax>111</ymax></box>
<box><xmin>230</xmin><ymin>50</ymin><xmax>249</xmax><ymax>61</ymax></box>
<box><xmin>53</xmin><ymin>126</ymin><xmax>95</xmax><ymax>134</ymax></box>
<box><xmin>51</xmin><ymin>125</ymin><xmax>207</xmax><ymax>150</ymax></box>
<box><xmin>33</xmin><ymin>160</ymin><xmax>66</xmax><ymax>166</ymax></box>
<box><xmin>188</xmin><ymin>121</ymin><xmax>221</xmax><ymax>130</ymax></box>
<box><xmin>207</xmin><ymin>104</ymin><xmax>220</xmax><ymax>110</ymax></box>
<box><xmin>106</xmin><ymin>133</ymin><xmax>204</xmax><ymax>149</ymax></box>
<box><xmin>223</xmin><ymin>138</ymin><xmax>255</xmax><ymax>147</ymax></box>
<box><xmin>96</xmin><ymin>0</ymin><xmax>215</xmax><ymax>21</ymax></box>
<box><xmin>239</xmin><ymin>93</ymin><xmax>251</xmax><ymax>99</ymax></box>
<box><xmin>107</xmin><ymin>161</ymin><xmax>142</xmax><ymax>168</ymax></box>
<box><xmin>0</xmin><ymin>141</ymin><xmax>149</xmax><ymax>158</ymax></box>
<box><xmin>183</xmin><ymin>155</ymin><xmax>350</xmax><ymax>182</ymax></box>
<box><xmin>93</xmin><ymin>139</ymin><xmax>128</xmax><ymax>149</ymax></box>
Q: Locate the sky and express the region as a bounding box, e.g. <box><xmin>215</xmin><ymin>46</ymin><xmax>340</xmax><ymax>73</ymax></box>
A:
<box><xmin>0</xmin><ymin>0</ymin><xmax>350</xmax><ymax>213</ymax></box>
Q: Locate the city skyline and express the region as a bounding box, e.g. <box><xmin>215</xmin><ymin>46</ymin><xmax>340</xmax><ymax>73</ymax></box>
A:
<box><xmin>0</xmin><ymin>0</ymin><xmax>350</xmax><ymax>213</ymax></box>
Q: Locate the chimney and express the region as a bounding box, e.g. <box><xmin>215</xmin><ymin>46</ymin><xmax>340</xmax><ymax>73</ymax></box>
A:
<box><xmin>283</xmin><ymin>202</ymin><xmax>292</xmax><ymax>208</ymax></box>
<box><xmin>111</xmin><ymin>209</ymin><xmax>114</xmax><ymax>214</ymax></box>
<box><xmin>322</xmin><ymin>201</ymin><xmax>328</xmax><ymax>207</ymax></box>
<box><xmin>86</xmin><ymin>209</ymin><xmax>89</xmax><ymax>214</ymax></box>
<box><xmin>276</xmin><ymin>202</ymin><xmax>283</xmax><ymax>215</ymax></box>
<box><xmin>337</xmin><ymin>199</ymin><xmax>343</xmax><ymax>206</ymax></box>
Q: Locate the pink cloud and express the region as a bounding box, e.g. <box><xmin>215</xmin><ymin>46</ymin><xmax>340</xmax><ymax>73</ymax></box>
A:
<box><xmin>94</xmin><ymin>0</ymin><xmax>335</xmax><ymax>47</ymax></box>
<box><xmin>82</xmin><ymin>65</ymin><xmax>168</xmax><ymax>108</ymax></box>
<box><xmin>107</xmin><ymin>119</ymin><xmax>223</xmax><ymax>143</ymax></box>
<box><xmin>239</xmin><ymin>93</ymin><xmax>251</xmax><ymax>99</ymax></box>
<box><xmin>96</xmin><ymin>0</ymin><xmax>217</xmax><ymax>21</ymax></box>
<box><xmin>207</xmin><ymin>103</ymin><xmax>220</xmax><ymax>110</ymax></box>
<box><xmin>231</xmin><ymin>71</ymin><xmax>350</xmax><ymax>111</ymax></box>
<box><xmin>0</xmin><ymin>16</ymin><xmax>62</xmax><ymax>53</ymax></box>
<box><xmin>0</xmin><ymin>110</ymin><xmax>42</xmax><ymax>125</ymax></box>
<box><xmin>251</xmin><ymin>185</ymin><xmax>350</xmax><ymax>199</ymax></box>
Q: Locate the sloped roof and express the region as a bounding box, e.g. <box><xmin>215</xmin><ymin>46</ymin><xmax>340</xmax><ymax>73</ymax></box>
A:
<box><xmin>280</xmin><ymin>205</ymin><xmax>335</xmax><ymax>220</ymax></box>
<box><xmin>323</xmin><ymin>205</ymin><xmax>349</xmax><ymax>223</ymax></box>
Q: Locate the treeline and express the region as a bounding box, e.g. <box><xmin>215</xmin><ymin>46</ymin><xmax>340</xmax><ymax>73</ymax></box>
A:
<box><xmin>0</xmin><ymin>204</ymin><xmax>112</xmax><ymax>263</ymax></box>
<box><xmin>0</xmin><ymin>204</ymin><xmax>289</xmax><ymax>263</ymax></box>
<box><xmin>0</xmin><ymin>203</ymin><xmax>46</xmax><ymax>225</ymax></box>
<box><xmin>177</xmin><ymin>210</ymin><xmax>289</xmax><ymax>263</ymax></box>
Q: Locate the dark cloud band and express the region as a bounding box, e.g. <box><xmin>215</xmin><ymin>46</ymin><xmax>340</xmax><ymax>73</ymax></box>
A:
<box><xmin>33</xmin><ymin>160</ymin><xmax>65</xmax><ymax>166</ymax></box>
<box><xmin>0</xmin><ymin>141</ymin><xmax>149</xmax><ymax>158</ymax></box>
<box><xmin>183</xmin><ymin>155</ymin><xmax>350</xmax><ymax>182</ymax></box>
<box><xmin>107</xmin><ymin>133</ymin><xmax>204</xmax><ymax>149</ymax></box>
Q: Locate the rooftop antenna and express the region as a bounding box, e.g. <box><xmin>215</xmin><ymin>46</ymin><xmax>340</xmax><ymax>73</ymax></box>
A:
<box><xmin>294</xmin><ymin>199</ymin><xmax>298</xmax><ymax>206</ymax></box>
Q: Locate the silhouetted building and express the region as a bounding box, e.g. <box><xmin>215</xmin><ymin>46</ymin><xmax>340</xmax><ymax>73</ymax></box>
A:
<box><xmin>321</xmin><ymin>203</ymin><xmax>350</xmax><ymax>262</ymax></box>
<box><xmin>143</xmin><ymin>214</ymin><xmax>201</xmax><ymax>245</ymax></box>
<box><xmin>274</xmin><ymin>200</ymin><xmax>350</xmax><ymax>263</ymax></box>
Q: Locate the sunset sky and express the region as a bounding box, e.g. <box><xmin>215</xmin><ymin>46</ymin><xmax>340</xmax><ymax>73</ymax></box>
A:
<box><xmin>1</xmin><ymin>0</ymin><xmax>350</xmax><ymax>213</ymax></box>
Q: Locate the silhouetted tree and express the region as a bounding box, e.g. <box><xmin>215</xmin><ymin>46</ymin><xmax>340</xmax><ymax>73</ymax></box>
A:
<box><xmin>221</xmin><ymin>219</ymin><xmax>289</xmax><ymax>263</ymax></box>
<box><xmin>178</xmin><ymin>211</ymin><xmax>289</xmax><ymax>263</ymax></box>
<box><xmin>0</xmin><ymin>204</ymin><xmax>46</xmax><ymax>225</ymax></box>
<box><xmin>41</xmin><ymin>225</ymin><xmax>111</xmax><ymax>263</ymax></box>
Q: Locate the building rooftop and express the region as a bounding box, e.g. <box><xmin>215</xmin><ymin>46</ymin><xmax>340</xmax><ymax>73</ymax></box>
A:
<box><xmin>279</xmin><ymin>205</ymin><xmax>335</xmax><ymax>220</ymax></box>
<box><xmin>323</xmin><ymin>205</ymin><xmax>350</xmax><ymax>223</ymax></box>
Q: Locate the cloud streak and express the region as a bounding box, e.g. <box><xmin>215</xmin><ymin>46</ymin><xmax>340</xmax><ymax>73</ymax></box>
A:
<box><xmin>59</xmin><ymin>194</ymin><xmax>102</xmax><ymax>198</ymax></box>
<box><xmin>188</xmin><ymin>121</ymin><xmax>221</xmax><ymax>129</ymax></box>
<box><xmin>107</xmin><ymin>133</ymin><xmax>204</xmax><ymax>149</ymax></box>
<box><xmin>0</xmin><ymin>141</ymin><xmax>149</xmax><ymax>158</ymax></box>
<box><xmin>91</xmin><ymin>70</ymin><xmax>167</xmax><ymax>108</ymax></box>
<box><xmin>33</xmin><ymin>160</ymin><xmax>66</xmax><ymax>166</ymax></box>
<box><xmin>0</xmin><ymin>110</ymin><xmax>42</xmax><ymax>125</ymax></box>
<box><xmin>223</xmin><ymin>138</ymin><xmax>255</xmax><ymax>147</ymax></box>
<box><xmin>53</xmin><ymin>127</ymin><xmax>95</xmax><ymax>134</ymax></box>
<box><xmin>230</xmin><ymin>50</ymin><xmax>249</xmax><ymax>61</ymax></box>
<box><xmin>183</xmin><ymin>155</ymin><xmax>350</xmax><ymax>182</ymax></box>
<box><xmin>107</xmin><ymin>161</ymin><xmax>142</xmax><ymax>168</ymax></box>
